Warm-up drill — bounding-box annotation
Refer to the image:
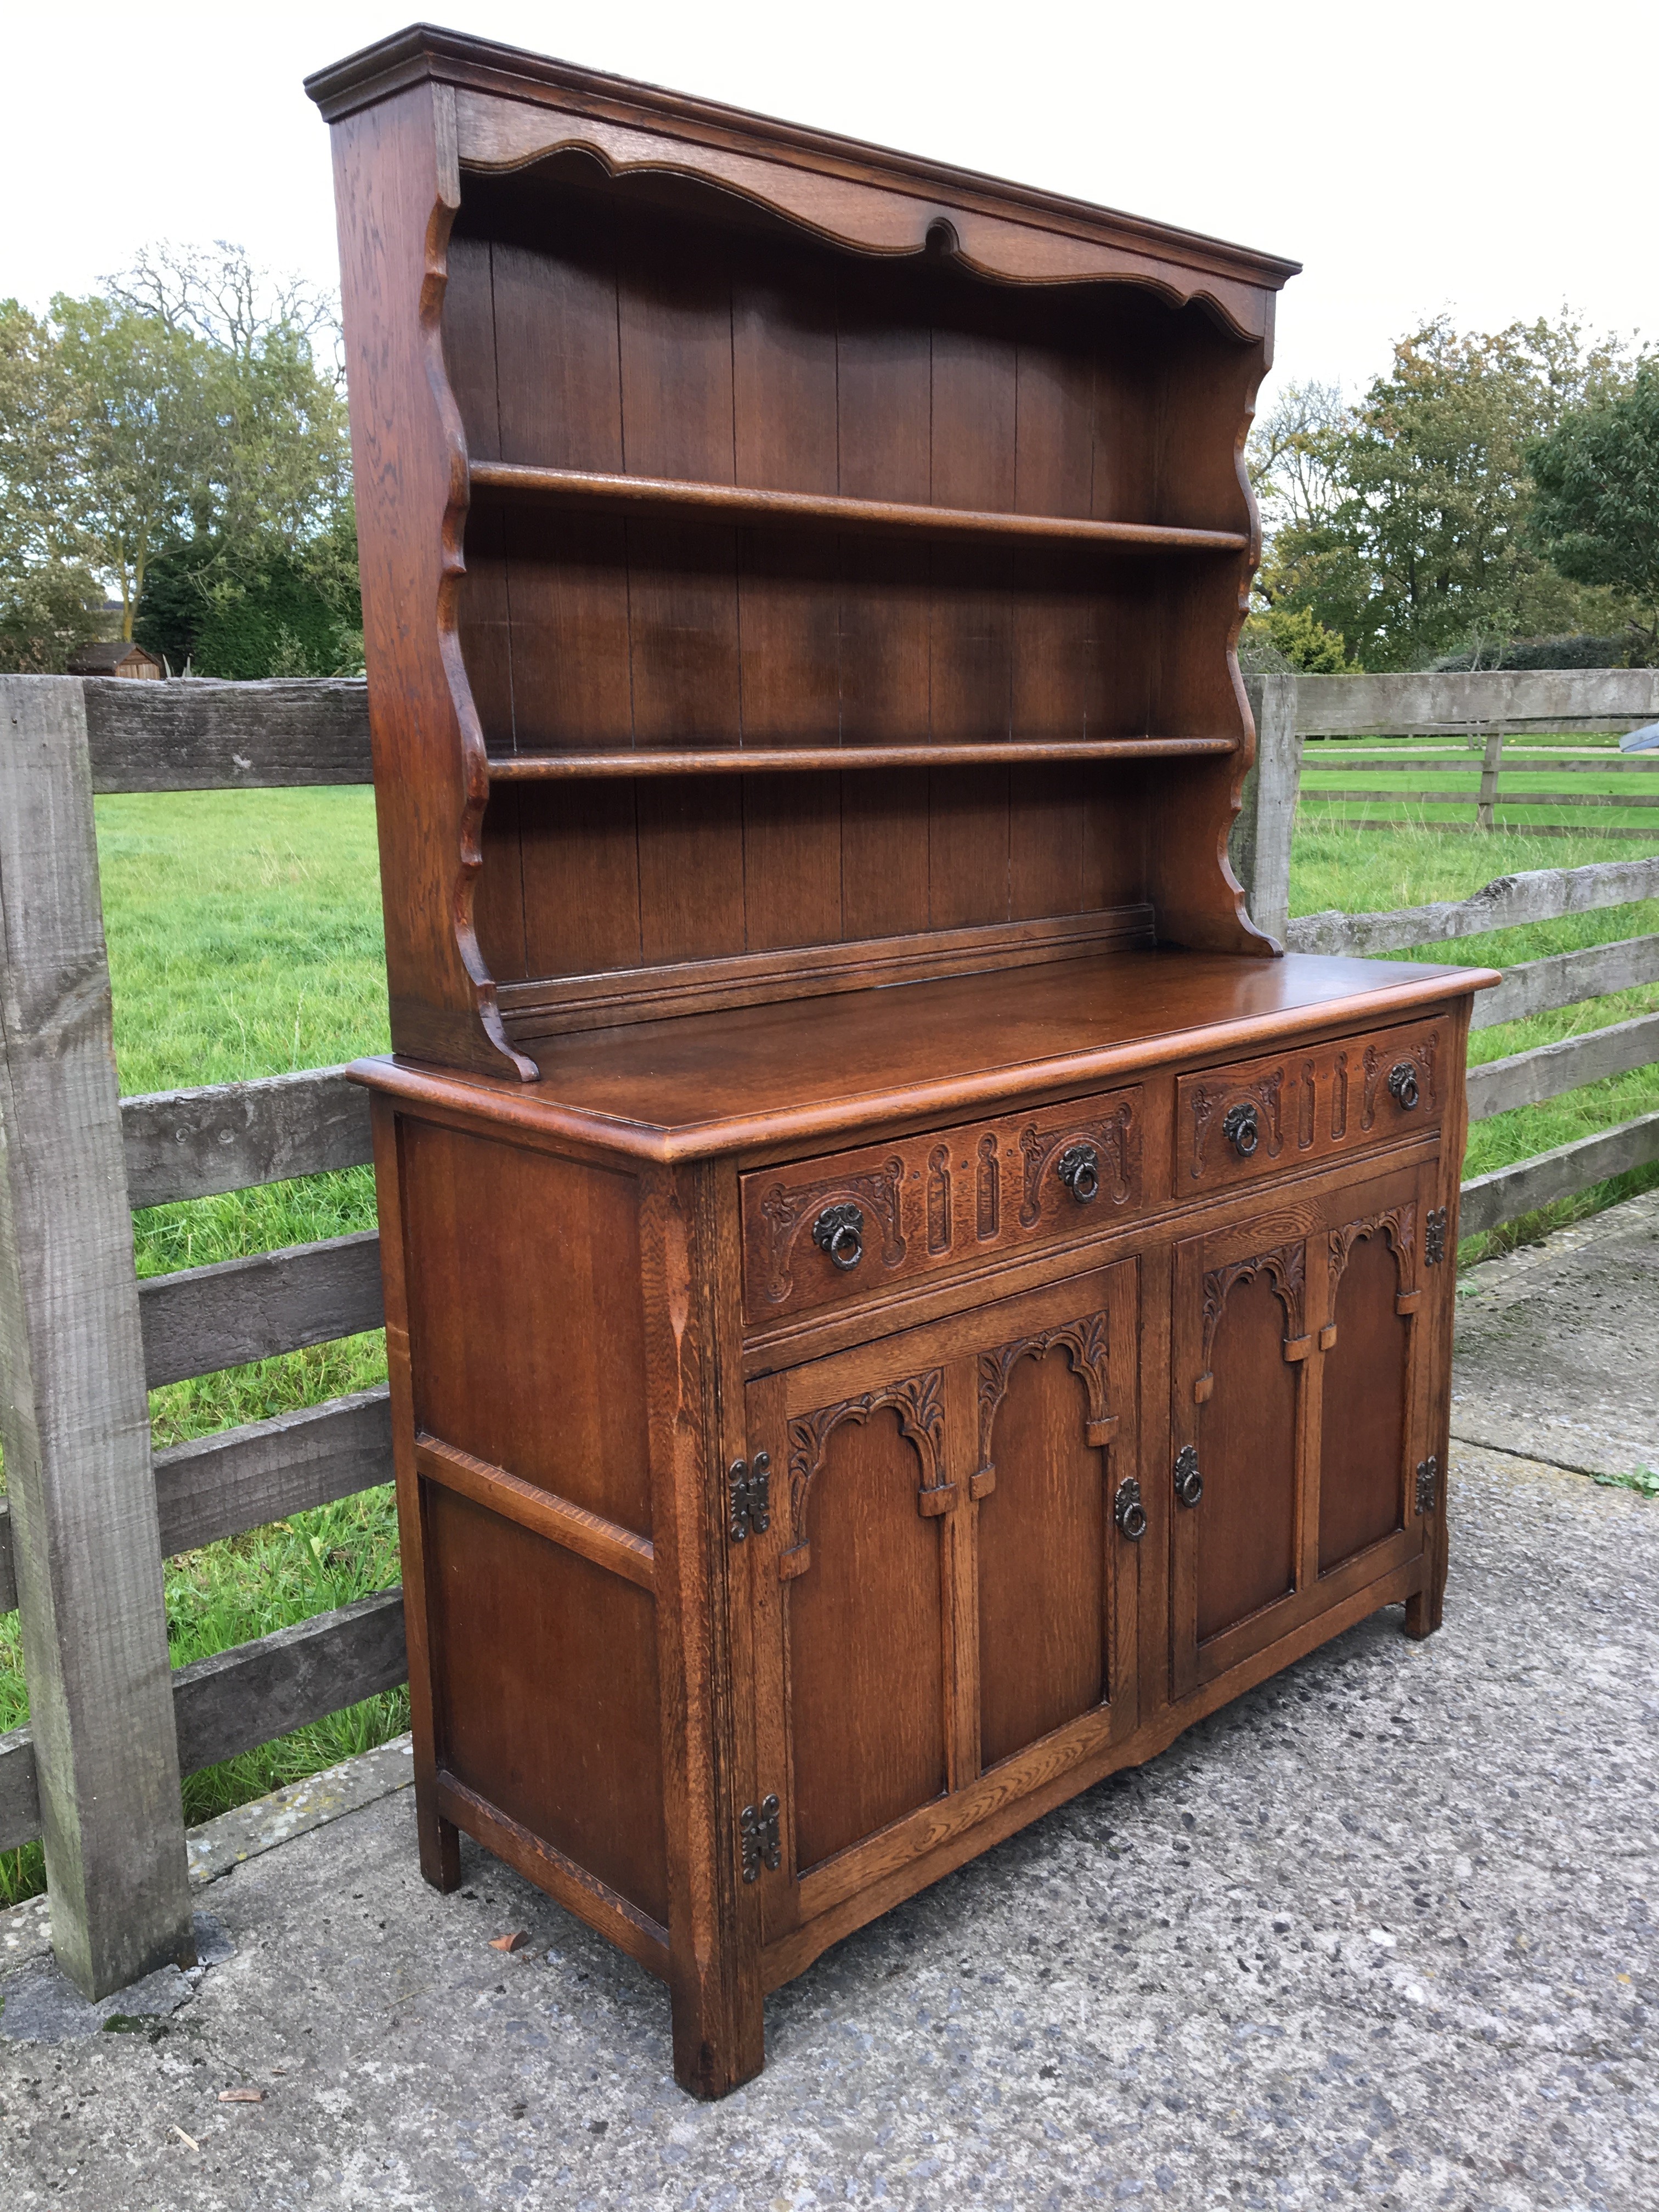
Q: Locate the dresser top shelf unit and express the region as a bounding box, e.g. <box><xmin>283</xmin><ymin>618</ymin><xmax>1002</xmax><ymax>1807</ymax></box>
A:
<box><xmin>311</xmin><ymin>26</ymin><xmax>1301</xmax><ymax>1084</ymax></box>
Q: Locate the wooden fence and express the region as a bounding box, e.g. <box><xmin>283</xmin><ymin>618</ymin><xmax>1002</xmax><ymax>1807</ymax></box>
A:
<box><xmin>1</xmin><ymin>666</ymin><xmax>1656</xmax><ymax>1998</ymax></box>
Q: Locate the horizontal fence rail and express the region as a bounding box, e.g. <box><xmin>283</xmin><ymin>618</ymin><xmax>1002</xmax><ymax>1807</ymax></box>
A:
<box><xmin>3</xmin><ymin>667</ymin><xmax>1658</xmax><ymax>1954</ymax></box>
<box><xmin>137</xmin><ymin>1229</ymin><xmax>384</xmax><ymax>1389</ymax></box>
<box><xmin>1285</xmin><ymin>855</ymin><xmax>1659</xmax><ymax>958</ymax></box>
<box><xmin>123</xmin><ymin>1066</ymin><xmax>370</xmax><ymax>1209</ymax></box>
<box><xmin>1294</xmin><ymin>669</ymin><xmax>1659</xmax><ymax>734</ymax></box>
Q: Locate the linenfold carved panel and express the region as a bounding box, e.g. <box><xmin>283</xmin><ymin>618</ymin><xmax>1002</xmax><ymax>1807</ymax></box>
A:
<box><xmin>781</xmin><ymin>1369</ymin><xmax>947</xmax><ymax>1578</ymax></box>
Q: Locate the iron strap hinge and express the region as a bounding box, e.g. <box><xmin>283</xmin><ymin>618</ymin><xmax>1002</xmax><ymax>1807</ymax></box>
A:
<box><xmin>740</xmin><ymin>1794</ymin><xmax>781</xmax><ymax>1881</ymax></box>
<box><xmin>1415</xmin><ymin>1455</ymin><xmax>1440</xmax><ymax>1515</ymax></box>
<box><xmin>729</xmin><ymin>1451</ymin><xmax>771</xmax><ymax>1542</ymax></box>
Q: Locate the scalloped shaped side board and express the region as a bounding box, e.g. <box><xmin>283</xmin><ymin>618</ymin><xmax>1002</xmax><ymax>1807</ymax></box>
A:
<box><xmin>453</xmin><ymin>92</ymin><xmax>1273</xmax><ymax>343</ymax></box>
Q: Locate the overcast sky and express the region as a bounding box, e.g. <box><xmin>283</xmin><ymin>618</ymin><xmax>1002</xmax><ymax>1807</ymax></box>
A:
<box><xmin>8</xmin><ymin>0</ymin><xmax>1654</xmax><ymax>399</ymax></box>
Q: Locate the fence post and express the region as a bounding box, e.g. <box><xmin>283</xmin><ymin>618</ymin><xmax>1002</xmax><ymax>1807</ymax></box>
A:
<box><xmin>1476</xmin><ymin>724</ymin><xmax>1506</xmax><ymax>831</ymax></box>
<box><xmin>0</xmin><ymin>676</ymin><xmax>194</xmax><ymax>1996</ymax></box>
<box><xmin>1236</xmin><ymin>674</ymin><xmax>1302</xmax><ymax>946</ymax></box>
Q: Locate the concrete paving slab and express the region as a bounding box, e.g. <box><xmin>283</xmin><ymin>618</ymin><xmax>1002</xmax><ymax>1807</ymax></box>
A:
<box><xmin>1452</xmin><ymin>1186</ymin><xmax>1659</xmax><ymax>1479</ymax></box>
<box><xmin>1</xmin><ymin>1440</ymin><xmax>1654</xmax><ymax>2210</ymax></box>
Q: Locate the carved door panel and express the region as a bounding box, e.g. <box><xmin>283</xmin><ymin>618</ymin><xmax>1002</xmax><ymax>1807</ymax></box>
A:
<box><xmin>971</xmin><ymin>1263</ymin><xmax>1140</xmax><ymax>1774</ymax></box>
<box><xmin>742</xmin><ymin>1262</ymin><xmax>1139</xmax><ymax>1945</ymax></box>
<box><xmin>1170</xmin><ymin>1208</ymin><xmax>1316</xmax><ymax>1698</ymax></box>
<box><xmin>1311</xmin><ymin>1163</ymin><xmax>1436</xmax><ymax>1597</ymax></box>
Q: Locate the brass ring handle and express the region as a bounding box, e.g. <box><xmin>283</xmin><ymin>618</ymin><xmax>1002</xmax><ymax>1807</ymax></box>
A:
<box><xmin>1222</xmin><ymin>1102</ymin><xmax>1259</xmax><ymax>1157</ymax></box>
<box><xmin>1173</xmin><ymin>1444</ymin><xmax>1204</xmax><ymax>1508</ymax></box>
<box><xmin>1056</xmin><ymin>1142</ymin><xmax>1101</xmax><ymax>1205</ymax></box>
<box><xmin>812</xmin><ymin>1201</ymin><xmax>865</xmax><ymax>1270</ymax></box>
<box><xmin>1387</xmin><ymin>1061</ymin><xmax>1420</xmax><ymax>1111</ymax></box>
<box><xmin>1114</xmin><ymin>1477</ymin><xmax>1147</xmax><ymax>1542</ymax></box>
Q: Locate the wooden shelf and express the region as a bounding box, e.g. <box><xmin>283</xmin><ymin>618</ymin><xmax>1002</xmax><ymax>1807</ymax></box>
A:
<box><xmin>485</xmin><ymin>737</ymin><xmax>1240</xmax><ymax>782</ymax></box>
<box><xmin>467</xmin><ymin>461</ymin><xmax>1251</xmax><ymax>556</ymax></box>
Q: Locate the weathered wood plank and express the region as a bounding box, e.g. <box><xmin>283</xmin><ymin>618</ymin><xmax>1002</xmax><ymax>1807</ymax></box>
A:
<box><xmin>1236</xmin><ymin>675</ymin><xmax>1301</xmax><ymax>946</ymax></box>
<box><xmin>155</xmin><ymin>1387</ymin><xmax>393</xmax><ymax>1558</ymax></box>
<box><xmin>123</xmin><ymin>1066</ymin><xmax>373</xmax><ymax>1209</ymax></box>
<box><xmin>1286</xmin><ymin>857</ymin><xmax>1659</xmax><ymax>957</ymax></box>
<box><xmin>1305</xmin><ymin>788</ymin><xmax>1659</xmax><ymax>809</ymax></box>
<box><xmin>0</xmin><ymin>675</ymin><xmax>193</xmax><ymax>1991</ymax></box>
<box><xmin>1473</xmin><ymin>934</ymin><xmax>1659</xmax><ymax>1030</ymax></box>
<box><xmin>1</xmin><ymin>1393</ymin><xmax>393</xmax><ymax>1617</ymax></box>
<box><xmin>1295</xmin><ymin>670</ymin><xmax>1659</xmax><ymax>736</ymax></box>
<box><xmin>1297</xmin><ymin>819</ymin><xmax>1658</xmax><ymax>841</ymax></box>
<box><xmin>84</xmin><ymin>678</ymin><xmax>370</xmax><ymax>792</ymax></box>
<box><xmin>1302</xmin><ymin>755</ymin><xmax>1659</xmax><ymax>775</ymax></box>
<box><xmin>171</xmin><ymin>1588</ymin><xmax>407</xmax><ymax>1775</ymax></box>
<box><xmin>1</xmin><ymin>1588</ymin><xmax>409</xmax><ymax>1850</ymax></box>
<box><xmin>1466</xmin><ymin>1012</ymin><xmax>1659</xmax><ymax>1121</ymax></box>
<box><xmin>1458</xmin><ymin>1110</ymin><xmax>1659</xmax><ymax>1237</ymax></box>
<box><xmin>139</xmin><ymin>1231</ymin><xmax>384</xmax><ymax>1389</ymax></box>
<box><xmin>0</xmin><ymin>1723</ymin><xmax>39</xmax><ymax>1854</ymax></box>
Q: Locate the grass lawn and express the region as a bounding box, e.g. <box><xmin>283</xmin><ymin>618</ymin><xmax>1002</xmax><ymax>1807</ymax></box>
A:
<box><xmin>3</xmin><ymin>760</ymin><xmax>1656</xmax><ymax>1908</ymax></box>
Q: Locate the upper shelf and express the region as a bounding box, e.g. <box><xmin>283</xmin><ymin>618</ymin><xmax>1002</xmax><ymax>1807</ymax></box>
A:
<box><xmin>467</xmin><ymin>461</ymin><xmax>1251</xmax><ymax>557</ymax></box>
<box><xmin>485</xmin><ymin>737</ymin><xmax>1240</xmax><ymax>781</ymax></box>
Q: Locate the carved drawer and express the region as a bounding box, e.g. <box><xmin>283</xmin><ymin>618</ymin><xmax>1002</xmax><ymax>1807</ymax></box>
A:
<box><xmin>1175</xmin><ymin>1015</ymin><xmax>1446</xmax><ymax>1195</ymax></box>
<box><xmin>740</xmin><ymin>1086</ymin><xmax>1145</xmax><ymax>1325</ymax></box>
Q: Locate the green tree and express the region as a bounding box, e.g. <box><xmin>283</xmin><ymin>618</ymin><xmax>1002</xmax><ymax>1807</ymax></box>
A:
<box><xmin>1527</xmin><ymin>363</ymin><xmax>1659</xmax><ymax>660</ymax></box>
<box><xmin>1241</xmin><ymin>603</ymin><xmax>1352</xmax><ymax>673</ymax></box>
<box><xmin>1252</xmin><ymin>315</ymin><xmax>1644</xmax><ymax>669</ymax></box>
<box><xmin>0</xmin><ymin>298</ymin><xmax>104</xmax><ymax>669</ymax></box>
<box><xmin>0</xmin><ymin>243</ymin><xmax>354</xmax><ymax>674</ymax></box>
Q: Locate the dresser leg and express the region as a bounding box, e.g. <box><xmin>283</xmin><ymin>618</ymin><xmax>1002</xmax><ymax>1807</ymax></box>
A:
<box><xmin>1403</xmin><ymin>1508</ymin><xmax>1449</xmax><ymax>1640</ymax></box>
<box><xmin>416</xmin><ymin>1784</ymin><xmax>461</xmax><ymax>1892</ymax></box>
<box><xmin>670</xmin><ymin>1972</ymin><xmax>766</xmax><ymax>2100</ymax></box>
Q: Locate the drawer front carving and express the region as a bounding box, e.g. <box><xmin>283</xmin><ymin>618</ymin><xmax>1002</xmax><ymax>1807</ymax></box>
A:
<box><xmin>741</xmin><ymin>1088</ymin><xmax>1144</xmax><ymax>1324</ymax></box>
<box><xmin>1176</xmin><ymin>1018</ymin><xmax>1444</xmax><ymax>1195</ymax></box>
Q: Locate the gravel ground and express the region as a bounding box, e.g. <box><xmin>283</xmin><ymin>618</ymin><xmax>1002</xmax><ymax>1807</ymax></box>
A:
<box><xmin>2</xmin><ymin>1430</ymin><xmax>1655</xmax><ymax>2211</ymax></box>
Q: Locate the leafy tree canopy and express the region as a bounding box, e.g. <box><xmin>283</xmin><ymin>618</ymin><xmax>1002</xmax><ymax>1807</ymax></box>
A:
<box><xmin>1251</xmin><ymin>317</ymin><xmax>1649</xmax><ymax>670</ymax></box>
<box><xmin>0</xmin><ymin>243</ymin><xmax>354</xmax><ymax>673</ymax></box>
<box><xmin>1526</xmin><ymin>363</ymin><xmax>1659</xmax><ymax>661</ymax></box>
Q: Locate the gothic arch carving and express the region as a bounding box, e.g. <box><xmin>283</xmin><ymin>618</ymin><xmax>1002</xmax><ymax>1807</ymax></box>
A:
<box><xmin>780</xmin><ymin>1368</ymin><xmax>947</xmax><ymax>1579</ymax></box>
<box><xmin>974</xmin><ymin>1311</ymin><xmax>1118</xmax><ymax>1496</ymax></box>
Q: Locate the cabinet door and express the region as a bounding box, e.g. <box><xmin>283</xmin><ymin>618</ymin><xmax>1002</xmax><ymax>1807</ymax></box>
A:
<box><xmin>742</xmin><ymin>1262</ymin><xmax>1139</xmax><ymax>1945</ymax></box>
<box><xmin>1170</xmin><ymin>1207</ymin><xmax>1315</xmax><ymax>1698</ymax></box>
<box><xmin>1170</xmin><ymin>1164</ymin><xmax>1437</xmax><ymax>1701</ymax></box>
<box><xmin>1313</xmin><ymin>1163</ymin><xmax>1437</xmax><ymax>1595</ymax></box>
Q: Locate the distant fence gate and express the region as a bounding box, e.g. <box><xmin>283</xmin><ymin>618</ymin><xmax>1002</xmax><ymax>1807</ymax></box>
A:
<box><xmin>2</xmin><ymin>667</ymin><xmax>1657</xmax><ymax>1997</ymax></box>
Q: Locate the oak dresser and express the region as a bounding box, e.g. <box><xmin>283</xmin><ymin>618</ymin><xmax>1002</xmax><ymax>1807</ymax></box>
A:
<box><xmin>307</xmin><ymin>25</ymin><xmax>1497</xmax><ymax>2095</ymax></box>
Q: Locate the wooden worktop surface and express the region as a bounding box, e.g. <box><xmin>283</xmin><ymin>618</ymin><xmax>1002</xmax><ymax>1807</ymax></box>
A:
<box><xmin>356</xmin><ymin>949</ymin><xmax>1498</xmax><ymax>1162</ymax></box>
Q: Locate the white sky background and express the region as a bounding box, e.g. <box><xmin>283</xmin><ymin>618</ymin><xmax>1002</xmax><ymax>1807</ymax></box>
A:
<box><xmin>5</xmin><ymin>0</ymin><xmax>1655</xmax><ymax>401</ymax></box>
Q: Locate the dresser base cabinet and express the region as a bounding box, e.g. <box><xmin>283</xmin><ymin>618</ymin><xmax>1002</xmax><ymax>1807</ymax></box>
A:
<box><xmin>309</xmin><ymin>27</ymin><xmax>1494</xmax><ymax>2096</ymax></box>
<box><xmin>358</xmin><ymin>964</ymin><xmax>1485</xmax><ymax>2097</ymax></box>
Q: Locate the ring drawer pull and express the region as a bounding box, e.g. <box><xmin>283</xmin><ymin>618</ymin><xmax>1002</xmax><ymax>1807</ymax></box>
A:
<box><xmin>1222</xmin><ymin>1102</ymin><xmax>1259</xmax><ymax>1156</ymax></box>
<box><xmin>1173</xmin><ymin>1444</ymin><xmax>1204</xmax><ymax>1508</ymax></box>
<box><xmin>811</xmin><ymin>1201</ymin><xmax>865</xmax><ymax>1270</ymax></box>
<box><xmin>1114</xmin><ymin>1477</ymin><xmax>1147</xmax><ymax>1542</ymax></box>
<box><xmin>1056</xmin><ymin>1142</ymin><xmax>1101</xmax><ymax>1204</ymax></box>
<box><xmin>1387</xmin><ymin>1060</ymin><xmax>1420</xmax><ymax>1111</ymax></box>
